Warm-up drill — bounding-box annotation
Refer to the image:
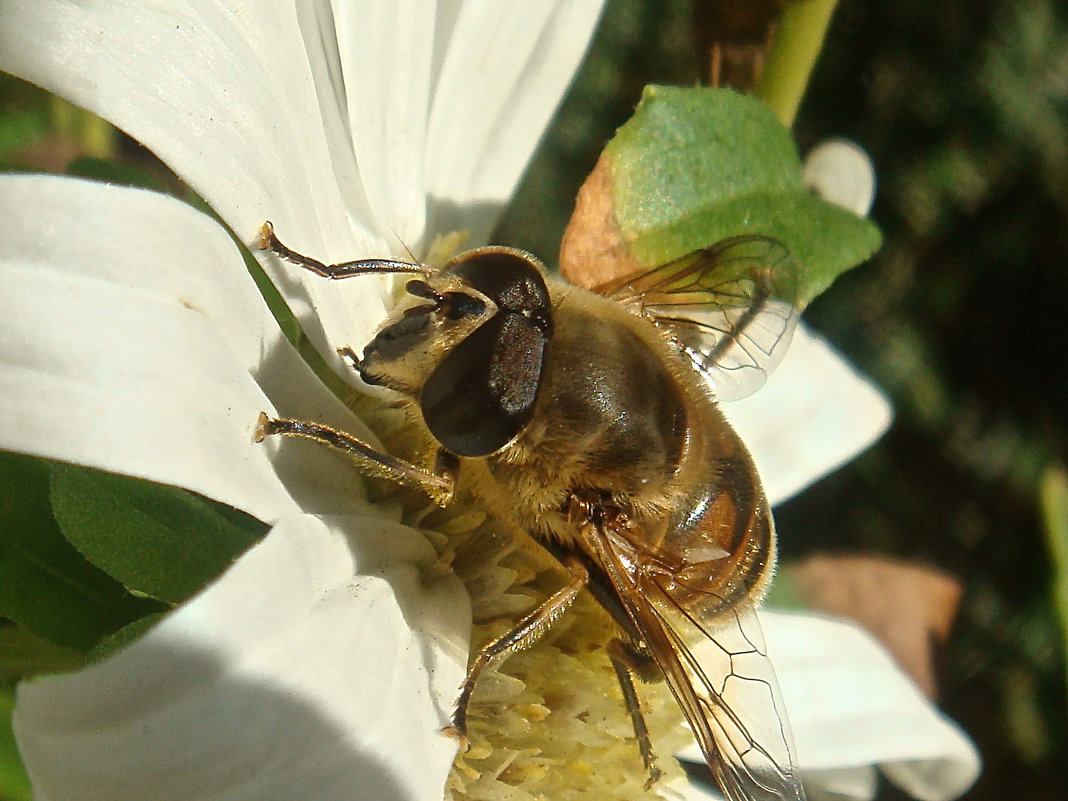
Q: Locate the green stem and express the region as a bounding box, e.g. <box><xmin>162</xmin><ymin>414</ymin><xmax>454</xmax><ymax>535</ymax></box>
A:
<box><xmin>49</xmin><ymin>96</ymin><xmax>77</xmax><ymax>136</ymax></box>
<box><xmin>1041</xmin><ymin>463</ymin><xmax>1068</xmax><ymax>701</ymax></box>
<box><xmin>756</xmin><ymin>0</ymin><xmax>840</xmax><ymax>127</ymax></box>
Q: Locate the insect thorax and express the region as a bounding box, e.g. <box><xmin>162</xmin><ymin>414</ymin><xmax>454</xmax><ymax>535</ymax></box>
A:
<box><xmin>466</xmin><ymin>286</ymin><xmax>696</xmax><ymax>538</ymax></box>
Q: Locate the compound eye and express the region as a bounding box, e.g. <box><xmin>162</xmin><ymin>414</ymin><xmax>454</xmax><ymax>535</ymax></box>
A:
<box><xmin>421</xmin><ymin>311</ymin><xmax>547</xmax><ymax>457</ymax></box>
<box><xmin>405</xmin><ymin>280</ymin><xmax>485</xmax><ymax>320</ymax></box>
<box><xmin>444</xmin><ymin>249</ymin><xmax>552</xmax><ymax>334</ymax></box>
<box><xmin>442</xmin><ymin>291</ymin><xmax>486</xmax><ymax>320</ymax></box>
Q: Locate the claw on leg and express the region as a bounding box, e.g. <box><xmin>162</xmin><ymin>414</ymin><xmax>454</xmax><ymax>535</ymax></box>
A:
<box><xmin>441</xmin><ymin>724</ymin><xmax>471</xmax><ymax>753</ymax></box>
<box><xmin>257</xmin><ymin>220</ymin><xmax>430</xmax><ymax>279</ymax></box>
<box><xmin>253</xmin><ymin>410</ymin><xmax>272</xmax><ymax>443</ymax></box>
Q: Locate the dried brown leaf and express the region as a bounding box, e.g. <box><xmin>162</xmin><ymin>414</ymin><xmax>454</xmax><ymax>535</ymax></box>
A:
<box><xmin>559</xmin><ymin>155</ymin><xmax>644</xmax><ymax>289</ymax></box>
<box><xmin>795</xmin><ymin>554</ymin><xmax>963</xmax><ymax>698</ymax></box>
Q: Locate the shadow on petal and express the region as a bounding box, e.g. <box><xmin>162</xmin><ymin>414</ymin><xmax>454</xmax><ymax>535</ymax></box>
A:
<box><xmin>13</xmin><ymin>514</ymin><xmax>469</xmax><ymax>801</ymax></box>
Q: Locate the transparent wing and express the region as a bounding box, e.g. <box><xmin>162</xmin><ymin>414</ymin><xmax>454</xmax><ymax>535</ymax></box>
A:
<box><xmin>659</xmin><ymin>596</ymin><xmax>806</xmax><ymax>801</ymax></box>
<box><xmin>594</xmin><ymin>236</ymin><xmax>802</xmax><ymax>401</ymax></box>
<box><xmin>588</xmin><ymin>530</ymin><xmax>806</xmax><ymax>801</ymax></box>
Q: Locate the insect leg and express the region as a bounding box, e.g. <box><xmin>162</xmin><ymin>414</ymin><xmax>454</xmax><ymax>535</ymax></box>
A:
<box><xmin>445</xmin><ymin>555</ymin><xmax>589</xmax><ymax>747</ymax></box>
<box><xmin>608</xmin><ymin>638</ymin><xmax>665</xmax><ymax>789</ymax></box>
<box><xmin>258</xmin><ymin>221</ymin><xmax>431</xmax><ymax>278</ymax></box>
<box><xmin>255</xmin><ymin>412</ymin><xmax>454</xmax><ymax>506</ymax></box>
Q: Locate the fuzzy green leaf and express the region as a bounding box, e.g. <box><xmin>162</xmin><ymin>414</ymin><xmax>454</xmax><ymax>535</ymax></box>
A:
<box><xmin>605</xmin><ymin>86</ymin><xmax>881</xmax><ymax>306</ymax></box>
<box><xmin>89</xmin><ymin>612</ymin><xmax>167</xmax><ymax>662</ymax></box>
<box><xmin>50</xmin><ymin>465</ymin><xmax>265</xmax><ymax>604</ymax></box>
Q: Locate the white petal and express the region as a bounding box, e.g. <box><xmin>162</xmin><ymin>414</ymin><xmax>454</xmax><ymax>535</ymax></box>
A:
<box><xmin>803</xmin><ymin>140</ymin><xmax>877</xmax><ymax>218</ymax></box>
<box><xmin>332</xmin><ymin>0</ymin><xmax>435</xmax><ymax>247</ymax></box>
<box><xmin>0</xmin><ymin>174</ymin><xmax>375</xmax><ymax>522</ymax></box>
<box><xmin>14</xmin><ymin>513</ymin><xmax>471</xmax><ymax>801</ymax></box>
<box><xmin>766</xmin><ymin>612</ymin><xmax>980</xmax><ymax>801</ymax></box>
<box><xmin>721</xmin><ymin>326</ymin><xmax>893</xmax><ymax>506</ymax></box>
<box><xmin>660</xmin><ymin>763</ymin><xmax>877</xmax><ymax>801</ymax></box>
<box><xmin>424</xmin><ymin>0</ymin><xmax>607</xmax><ymax>243</ymax></box>
<box><xmin>0</xmin><ymin>1</ymin><xmax>393</xmax><ymax>368</ymax></box>
<box><xmin>655</xmin><ymin>776</ymin><xmax>724</xmax><ymax>801</ymax></box>
<box><xmin>801</xmin><ymin>767</ymin><xmax>878</xmax><ymax>801</ymax></box>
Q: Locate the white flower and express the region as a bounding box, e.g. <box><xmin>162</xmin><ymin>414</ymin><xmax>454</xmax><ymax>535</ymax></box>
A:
<box><xmin>0</xmin><ymin>3</ymin><xmax>977</xmax><ymax>801</ymax></box>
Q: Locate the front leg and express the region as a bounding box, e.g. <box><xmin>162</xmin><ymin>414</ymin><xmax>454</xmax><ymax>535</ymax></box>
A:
<box><xmin>258</xmin><ymin>221</ymin><xmax>431</xmax><ymax>279</ymax></box>
<box><xmin>256</xmin><ymin>413</ymin><xmax>454</xmax><ymax>506</ymax></box>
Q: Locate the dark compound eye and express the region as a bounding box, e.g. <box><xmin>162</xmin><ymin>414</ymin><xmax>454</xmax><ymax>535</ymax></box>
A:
<box><xmin>419</xmin><ymin>249</ymin><xmax>554</xmax><ymax>457</ymax></box>
<box><xmin>444</xmin><ymin>249</ymin><xmax>552</xmax><ymax>335</ymax></box>
<box><xmin>421</xmin><ymin>311</ymin><xmax>547</xmax><ymax>457</ymax></box>
<box><xmin>442</xmin><ymin>291</ymin><xmax>486</xmax><ymax>320</ymax></box>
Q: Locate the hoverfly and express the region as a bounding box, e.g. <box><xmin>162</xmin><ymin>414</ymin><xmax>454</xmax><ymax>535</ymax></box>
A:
<box><xmin>256</xmin><ymin>222</ymin><xmax>807</xmax><ymax>801</ymax></box>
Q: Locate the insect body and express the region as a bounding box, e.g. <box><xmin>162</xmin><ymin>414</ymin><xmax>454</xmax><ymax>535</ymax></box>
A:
<box><xmin>257</xmin><ymin>223</ymin><xmax>806</xmax><ymax>801</ymax></box>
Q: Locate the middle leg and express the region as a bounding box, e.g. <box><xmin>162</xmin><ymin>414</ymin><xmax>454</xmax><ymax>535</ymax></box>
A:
<box><xmin>255</xmin><ymin>412</ymin><xmax>455</xmax><ymax>506</ymax></box>
<box><xmin>445</xmin><ymin>553</ymin><xmax>589</xmax><ymax>746</ymax></box>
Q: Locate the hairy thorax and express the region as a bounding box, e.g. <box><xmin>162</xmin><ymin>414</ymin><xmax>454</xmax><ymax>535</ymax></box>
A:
<box><xmin>464</xmin><ymin>284</ymin><xmax>712</xmax><ymax>547</ymax></box>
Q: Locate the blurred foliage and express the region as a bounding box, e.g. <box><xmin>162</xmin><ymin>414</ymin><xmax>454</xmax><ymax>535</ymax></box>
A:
<box><xmin>1043</xmin><ymin>464</ymin><xmax>1068</xmax><ymax>694</ymax></box>
<box><xmin>1</xmin><ymin>0</ymin><xmax>1066</xmax><ymax>798</ymax></box>
<box><xmin>793</xmin><ymin>3</ymin><xmax>1068</xmax><ymax>798</ymax></box>
<box><xmin>0</xmin><ymin>686</ymin><xmax>29</xmax><ymax>801</ymax></box>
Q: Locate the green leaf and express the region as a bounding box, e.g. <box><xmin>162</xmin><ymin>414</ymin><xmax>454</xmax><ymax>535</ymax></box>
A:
<box><xmin>0</xmin><ymin>110</ymin><xmax>45</xmax><ymax>163</ymax></box>
<box><xmin>0</xmin><ymin>452</ymin><xmax>163</xmax><ymax>652</ymax></box>
<box><xmin>0</xmin><ymin>624</ymin><xmax>84</xmax><ymax>684</ymax></box>
<box><xmin>0</xmin><ymin>74</ymin><xmax>50</xmax><ymax>163</ymax></box>
<box><xmin>237</xmin><ymin>237</ymin><xmax>350</xmax><ymax>398</ymax></box>
<box><xmin>50</xmin><ymin>465</ymin><xmax>265</xmax><ymax>604</ymax></box>
<box><xmin>65</xmin><ymin>156</ymin><xmax>165</xmax><ymax>192</ymax></box>
<box><xmin>89</xmin><ymin>612</ymin><xmax>167</xmax><ymax>663</ymax></box>
<box><xmin>605</xmin><ymin>86</ymin><xmax>881</xmax><ymax>306</ymax></box>
<box><xmin>0</xmin><ymin>686</ymin><xmax>31</xmax><ymax>801</ymax></box>
<box><xmin>240</xmin><ymin>244</ymin><xmax>306</xmax><ymax>351</ymax></box>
